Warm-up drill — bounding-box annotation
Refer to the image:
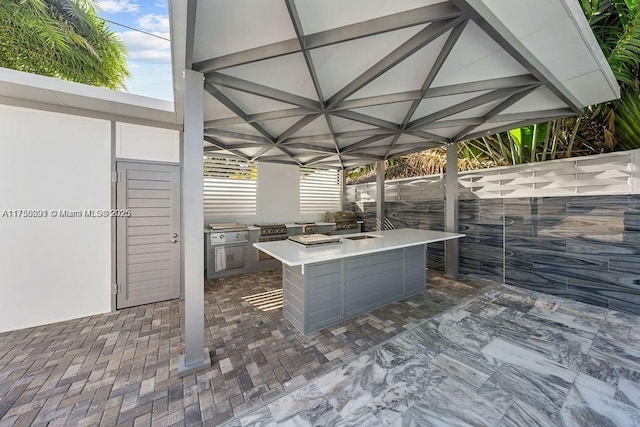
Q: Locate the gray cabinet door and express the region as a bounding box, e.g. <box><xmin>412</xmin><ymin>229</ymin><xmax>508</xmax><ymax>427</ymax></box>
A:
<box><xmin>116</xmin><ymin>162</ymin><xmax>180</xmax><ymax>308</ymax></box>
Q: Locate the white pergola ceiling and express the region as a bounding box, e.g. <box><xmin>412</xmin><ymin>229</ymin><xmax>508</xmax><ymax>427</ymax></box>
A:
<box><xmin>182</xmin><ymin>0</ymin><xmax>619</xmax><ymax>169</ymax></box>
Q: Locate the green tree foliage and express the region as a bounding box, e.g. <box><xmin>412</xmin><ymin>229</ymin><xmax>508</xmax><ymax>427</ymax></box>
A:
<box><xmin>457</xmin><ymin>0</ymin><xmax>640</xmax><ymax>166</ymax></box>
<box><xmin>0</xmin><ymin>0</ymin><xmax>129</xmax><ymax>89</ymax></box>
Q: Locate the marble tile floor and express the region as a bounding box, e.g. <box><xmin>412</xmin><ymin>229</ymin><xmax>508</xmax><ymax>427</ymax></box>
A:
<box><xmin>229</xmin><ymin>283</ymin><xmax>640</xmax><ymax>426</ymax></box>
<box><xmin>0</xmin><ymin>269</ymin><xmax>487</xmax><ymax>426</ymax></box>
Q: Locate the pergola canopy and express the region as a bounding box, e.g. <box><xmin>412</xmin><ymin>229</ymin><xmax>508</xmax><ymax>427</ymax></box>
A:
<box><xmin>172</xmin><ymin>0</ymin><xmax>620</xmax><ymax>169</ymax></box>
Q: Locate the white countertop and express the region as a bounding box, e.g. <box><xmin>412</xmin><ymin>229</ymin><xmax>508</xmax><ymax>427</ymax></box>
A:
<box><xmin>253</xmin><ymin>229</ymin><xmax>464</xmax><ymax>267</ymax></box>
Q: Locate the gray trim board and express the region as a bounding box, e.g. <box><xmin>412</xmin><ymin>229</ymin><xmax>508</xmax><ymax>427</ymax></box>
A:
<box><xmin>110</xmin><ymin>121</ymin><xmax>117</xmax><ymax>312</ymax></box>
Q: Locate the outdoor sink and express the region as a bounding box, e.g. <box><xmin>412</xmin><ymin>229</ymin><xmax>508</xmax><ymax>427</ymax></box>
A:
<box><xmin>343</xmin><ymin>234</ymin><xmax>381</xmax><ymax>241</ymax></box>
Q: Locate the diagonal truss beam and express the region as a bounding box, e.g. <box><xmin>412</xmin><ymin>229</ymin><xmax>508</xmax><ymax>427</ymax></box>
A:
<box><xmin>339</xmin><ymin>134</ymin><xmax>391</xmax><ymax>154</ymax></box>
<box><xmin>331</xmin><ymin>110</ymin><xmax>400</xmax><ymax>131</ymax></box>
<box><xmin>333</xmin><ymin>92</ymin><xmax>421</xmax><ymax>111</ymax></box>
<box><xmin>387</xmin><ymin>19</ymin><xmax>468</xmax><ymax>157</ymax></box>
<box><xmin>285</xmin><ymin>143</ymin><xmax>338</xmax><ymax>154</ymax></box>
<box><xmin>276</xmin><ymin>114</ymin><xmax>322</xmax><ymax>143</ymax></box>
<box><xmin>326</xmin><ymin>17</ymin><xmax>464</xmax><ymax>109</ymax></box>
<box><xmin>204</xmin><ymin>107</ymin><xmax>314</xmax><ymax>129</ymax></box>
<box><xmin>204</xmin><ymin>83</ymin><xmax>274</xmax><ymax>142</ymax></box>
<box><xmin>332</xmin><ymin>75</ymin><xmax>539</xmax><ymax>111</ymax></box>
<box><xmin>301</xmin><ymin>155</ymin><xmax>333</xmax><ymax>166</ymax></box>
<box><xmin>450</xmin><ymin>0</ymin><xmax>583</xmax><ymax>114</ymax></box>
<box><xmin>464</xmin><ymin>114</ymin><xmax>576</xmax><ymax>141</ymax></box>
<box><xmin>305</xmin><ymin>3</ymin><xmax>461</xmax><ymax>49</ymax></box>
<box><xmin>452</xmin><ymin>84</ymin><xmax>541</xmax><ymax>141</ymax></box>
<box><xmin>406</xmin><ymin>130</ymin><xmax>450</xmax><ymax>144</ymax></box>
<box><xmin>407</xmin><ymin>85</ymin><xmax>538</xmax><ymax>130</ymax></box>
<box><xmin>335</xmin><ymin>129</ymin><xmax>396</xmax><ymax>139</ymax></box>
<box><xmin>285</xmin><ymin>0</ymin><xmax>343</xmax><ymax>168</ymax></box>
<box><xmin>402</xmin><ymin>20</ymin><xmax>468</xmax><ymax>128</ymax></box>
<box><xmin>204</xmin><ymin>129</ymin><xmax>271</xmax><ymax>144</ymax></box>
<box><xmin>424</xmin><ymin>74</ymin><xmax>539</xmax><ymax>98</ymax></box>
<box><xmin>489</xmin><ymin>108</ymin><xmax>575</xmax><ymax>123</ymax></box>
<box><xmin>192</xmin><ymin>3</ymin><xmax>461</xmax><ymax>73</ymax></box>
<box><xmin>387</xmin><ymin>142</ymin><xmax>444</xmax><ymax>157</ymax></box>
<box><xmin>206</xmin><ymin>73</ymin><xmax>322</xmax><ymax>111</ymax></box>
<box><xmin>204</xmin><ymin>136</ymin><xmax>252</xmax><ymax>160</ymax></box>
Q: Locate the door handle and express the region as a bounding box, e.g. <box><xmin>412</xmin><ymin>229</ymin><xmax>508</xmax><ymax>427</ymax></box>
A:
<box><xmin>172</xmin><ymin>233</ymin><xmax>178</xmax><ymax>238</ymax></box>
<box><xmin>171</xmin><ymin>239</ymin><xmax>178</xmax><ymax>243</ymax></box>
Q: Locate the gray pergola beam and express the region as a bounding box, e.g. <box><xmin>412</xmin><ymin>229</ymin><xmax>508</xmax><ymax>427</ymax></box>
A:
<box><xmin>488</xmin><ymin>108</ymin><xmax>575</xmax><ymax>123</ymax></box>
<box><xmin>451</xmin><ymin>0</ymin><xmax>583</xmax><ymax>114</ymax></box>
<box><xmin>402</xmin><ymin>20</ymin><xmax>468</xmax><ymax>128</ymax></box>
<box><xmin>206</xmin><ymin>73</ymin><xmax>322</xmax><ymax>111</ymax></box>
<box><xmin>326</xmin><ymin>17</ymin><xmax>464</xmax><ymax>109</ymax></box>
<box><xmin>204</xmin><ymin>83</ymin><xmax>274</xmax><ymax>142</ymax></box>
<box><xmin>302</xmin><ymin>155</ymin><xmax>334</xmax><ymax>166</ymax></box>
<box><xmin>285</xmin><ymin>143</ymin><xmax>338</xmax><ymax>154</ymax></box>
<box><xmin>204</xmin><ymin>107</ymin><xmax>313</xmax><ymax>129</ymax></box>
<box><xmin>192</xmin><ymin>3</ymin><xmax>461</xmax><ymax>73</ymax></box>
<box><xmin>421</xmin><ymin>118</ymin><xmax>482</xmax><ymax>129</ymax></box>
<box><xmin>334</xmin><ymin>92</ymin><xmax>421</xmax><ymax>111</ymax></box>
<box><xmin>340</xmin><ymin>134</ymin><xmax>391</xmax><ymax>154</ymax></box>
<box><xmin>331</xmin><ymin>110</ymin><xmax>400</xmax><ymax>131</ymax></box>
<box><xmin>331</xmin><ymin>75</ymin><xmax>540</xmax><ymax>112</ymax></box>
<box><xmin>464</xmin><ymin>114</ymin><xmax>575</xmax><ymax>140</ymax></box>
<box><xmin>306</xmin><ymin>3</ymin><xmax>461</xmax><ymax>49</ymax></box>
<box><xmin>387</xmin><ymin>142</ymin><xmax>443</xmax><ymax>157</ymax></box>
<box><xmin>335</xmin><ymin>129</ymin><xmax>396</xmax><ymax>139</ymax></box>
<box><xmin>204</xmin><ymin>129</ymin><xmax>272</xmax><ymax>144</ymax></box>
<box><xmin>407</xmin><ymin>130</ymin><xmax>450</xmax><ymax>144</ymax></box>
<box><xmin>276</xmin><ymin>114</ymin><xmax>322</xmax><ymax>143</ymax></box>
<box><xmin>193</xmin><ymin>39</ymin><xmax>300</xmax><ymax>73</ymax></box>
<box><xmin>388</xmin><ymin>19</ymin><xmax>467</xmax><ymax>157</ymax></box>
<box><xmin>424</xmin><ymin>74</ymin><xmax>539</xmax><ymax>99</ymax></box>
<box><xmin>452</xmin><ymin>84</ymin><xmax>541</xmax><ymax>141</ymax></box>
<box><xmin>407</xmin><ymin>85</ymin><xmax>537</xmax><ymax>130</ymax></box>
<box><xmin>285</xmin><ymin>0</ymin><xmax>343</xmax><ymax>168</ymax></box>
<box><xmin>203</xmin><ymin>136</ymin><xmax>254</xmax><ymax>160</ymax></box>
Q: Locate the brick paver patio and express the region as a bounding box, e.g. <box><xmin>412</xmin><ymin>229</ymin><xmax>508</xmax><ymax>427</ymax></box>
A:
<box><xmin>0</xmin><ymin>269</ymin><xmax>488</xmax><ymax>426</ymax></box>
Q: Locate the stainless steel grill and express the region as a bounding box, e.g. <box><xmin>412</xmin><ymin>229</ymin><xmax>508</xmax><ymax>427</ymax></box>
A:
<box><xmin>325</xmin><ymin>211</ymin><xmax>358</xmax><ymax>230</ymax></box>
<box><xmin>255</xmin><ymin>224</ymin><xmax>288</xmax><ymax>261</ymax></box>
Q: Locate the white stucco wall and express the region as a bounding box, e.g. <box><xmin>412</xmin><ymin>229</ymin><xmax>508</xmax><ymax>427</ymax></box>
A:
<box><xmin>0</xmin><ymin>105</ymin><xmax>112</xmax><ymax>332</ymax></box>
<box><xmin>116</xmin><ymin>122</ymin><xmax>180</xmax><ymax>163</ymax></box>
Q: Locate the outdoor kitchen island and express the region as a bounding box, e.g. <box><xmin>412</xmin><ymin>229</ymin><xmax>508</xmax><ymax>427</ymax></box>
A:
<box><xmin>253</xmin><ymin>229</ymin><xmax>464</xmax><ymax>334</ymax></box>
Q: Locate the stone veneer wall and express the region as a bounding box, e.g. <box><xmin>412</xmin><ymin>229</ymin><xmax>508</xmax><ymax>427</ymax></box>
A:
<box><xmin>348</xmin><ymin>195</ymin><xmax>640</xmax><ymax>315</ymax></box>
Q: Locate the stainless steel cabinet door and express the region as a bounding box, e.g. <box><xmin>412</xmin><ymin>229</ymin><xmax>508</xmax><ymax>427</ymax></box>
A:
<box><xmin>116</xmin><ymin>162</ymin><xmax>180</xmax><ymax>308</ymax></box>
<box><xmin>214</xmin><ymin>245</ymin><xmax>245</xmax><ymax>272</ymax></box>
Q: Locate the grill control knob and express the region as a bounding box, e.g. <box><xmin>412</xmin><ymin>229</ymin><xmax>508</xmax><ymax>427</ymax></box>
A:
<box><xmin>236</xmin><ymin>233</ymin><xmax>240</xmax><ymax>238</ymax></box>
<box><xmin>220</xmin><ymin>235</ymin><xmax>225</xmax><ymax>239</ymax></box>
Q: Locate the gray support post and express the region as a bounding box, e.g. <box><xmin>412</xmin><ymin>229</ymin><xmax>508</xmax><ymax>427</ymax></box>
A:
<box><xmin>339</xmin><ymin>169</ymin><xmax>347</xmax><ymax>211</ymax></box>
<box><xmin>376</xmin><ymin>160</ymin><xmax>385</xmax><ymax>231</ymax></box>
<box><xmin>445</xmin><ymin>142</ymin><xmax>459</xmax><ymax>278</ymax></box>
<box><xmin>178</xmin><ymin>69</ymin><xmax>211</xmax><ymax>377</ymax></box>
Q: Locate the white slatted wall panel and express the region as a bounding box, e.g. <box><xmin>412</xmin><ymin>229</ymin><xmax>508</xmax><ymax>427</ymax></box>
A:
<box><xmin>203</xmin><ymin>156</ymin><xmax>257</xmax><ymax>219</ymax></box>
<box><xmin>300</xmin><ymin>168</ymin><xmax>341</xmax><ymax>214</ymax></box>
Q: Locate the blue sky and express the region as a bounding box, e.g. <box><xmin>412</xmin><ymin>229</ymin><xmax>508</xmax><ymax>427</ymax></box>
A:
<box><xmin>96</xmin><ymin>0</ymin><xmax>173</xmax><ymax>101</ymax></box>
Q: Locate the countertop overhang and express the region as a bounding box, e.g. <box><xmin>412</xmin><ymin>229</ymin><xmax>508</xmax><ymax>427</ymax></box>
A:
<box><xmin>253</xmin><ymin>229</ymin><xmax>464</xmax><ymax>267</ymax></box>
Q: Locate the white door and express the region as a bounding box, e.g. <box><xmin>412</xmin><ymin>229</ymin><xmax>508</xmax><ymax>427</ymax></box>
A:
<box><xmin>116</xmin><ymin>162</ymin><xmax>180</xmax><ymax>308</ymax></box>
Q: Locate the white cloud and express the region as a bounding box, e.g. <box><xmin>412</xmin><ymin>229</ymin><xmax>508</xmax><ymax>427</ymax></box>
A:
<box><xmin>96</xmin><ymin>0</ymin><xmax>139</xmax><ymax>13</ymax></box>
<box><xmin>118</xmin><ymin>30</ymin><xmax>171</xmax><ymax>62</ymax></box>
<box><xmin>137</xmin><ymin>14</ymin><xmax>169</xmax><ymax>32</ymax></box>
